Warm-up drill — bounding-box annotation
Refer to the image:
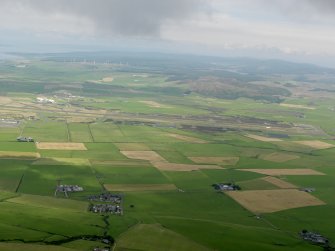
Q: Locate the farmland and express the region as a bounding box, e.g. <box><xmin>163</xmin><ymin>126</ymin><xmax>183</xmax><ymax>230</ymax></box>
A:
<box><xmin>0</xmin><ymin>52</ymin><xmax>334</xmax><ymax>250</ymax></box>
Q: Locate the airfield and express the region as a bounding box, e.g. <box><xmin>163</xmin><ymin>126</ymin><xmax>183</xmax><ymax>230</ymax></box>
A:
<box><xmin>0</xmin><ymin>55</ymin><xmax>334</xmax><ymax>250</ymax></box>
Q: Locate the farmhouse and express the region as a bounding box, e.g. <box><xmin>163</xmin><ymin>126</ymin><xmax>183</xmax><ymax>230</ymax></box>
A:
<box><xmin>58</xmin><ymin>185</ymin><xmax>83</xmax><ymax>192</ymax></box>
<box><xmin>17</xmin><ymin>136</ymin><xmax>34</xmax><ymax>142</ymax></box>
<box><xmin>55</xmin><ymin>184</ymin><xmax>84</xmax><ymax>197</ymax></box>
<box><xmin>36</xmin><ymin>97</ymin><xmax>56</xmax><ymax>104</ymax></box>
<box><xmin>300</xmin><ymin>187</ymin><xmax>316</xmax><ymax>193</ymax></box>
<box><xmin>212</xmin><ymin>183</ymin><xmax>241</xmax><ymax>191</ymax></box>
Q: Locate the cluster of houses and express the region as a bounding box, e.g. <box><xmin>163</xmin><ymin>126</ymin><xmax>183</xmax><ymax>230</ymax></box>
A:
<box><xmin>212</xmin><ymin>183</ymin><xmax>241</xmax><ymax>191</ymax></box>
<box><xmin>17</xmin><ymin>136</ymin><xmax>34</xmax><ymax>142</ymax></box>
<box><xmin>89</xmin><ymin>204</ymin><xmax>123</xmax><ymax>215</ymax></box>
<box><xmin>300</xmin><ymin>230</ymin><xmax>330</xmax><ymax>246</ymax></box>
<box><xmin>55</xmin><ymin>184</ymin><xmax>83</xmax><ymax>197</ymax></box>
<box><xmin>88</xmin><ymin>193</ymin><xmax>122</xmax><ymax>203</ymax></box>
<box><xmin>88</xmin><ymin>192</ymin><xmax>123</xmax><ymax>215</ymax></box>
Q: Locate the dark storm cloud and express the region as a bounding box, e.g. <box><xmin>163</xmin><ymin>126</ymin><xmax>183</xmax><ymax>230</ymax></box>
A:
<box><xmin>306</xmin><ymin>0</ymin><xmax>335</xmax><ymax>13</ymax></box>
<box><xmin>266</xmin><ymin>0</ymin><xmax>335</xmax><ymax>17</ymax></box>
<box><xmin>12</xmin><ymin>0</ymin><xmax>205</xmax><ymax>36</ymax></box>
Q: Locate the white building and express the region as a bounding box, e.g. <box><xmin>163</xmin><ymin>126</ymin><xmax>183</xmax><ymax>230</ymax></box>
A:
<box><xmin>37</xmin><ymin>97</ymin><xmax>56</xmax><ymax>104</ymax></box>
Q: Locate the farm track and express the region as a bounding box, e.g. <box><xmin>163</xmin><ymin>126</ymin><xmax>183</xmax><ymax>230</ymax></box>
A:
<box><xmin>65</xmin><ymin>122</ymin><xmax>71</xmax><ymax>142</ymax></box>
<box><xmin>15</xmin><ymin>173</ymin><xmax>25</xmax><ymax>193</ymax></box>
<box><xmin>87</xmin><ymin>123</ymin><xmax>95</xmax><ymax>142</ymax></box>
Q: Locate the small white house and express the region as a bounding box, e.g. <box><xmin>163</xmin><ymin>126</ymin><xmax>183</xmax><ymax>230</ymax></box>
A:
<box><xmin>37</xmin><ymin>97</ymin><xmax>56</xmax><ymax>104</ymax></box>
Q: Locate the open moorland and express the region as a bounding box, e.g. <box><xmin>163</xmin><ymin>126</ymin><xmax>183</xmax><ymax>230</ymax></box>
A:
<box><xmin>0</xmin><ymin>52</ymin><xmax>334</xmax><ymax>250</ymax></box>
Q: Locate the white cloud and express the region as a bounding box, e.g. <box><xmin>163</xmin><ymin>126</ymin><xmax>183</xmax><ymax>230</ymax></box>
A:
<box><xmin>0</xmin><ymin>0</ymin><xmax>334</xmax><ymax>66</ymax></box>
<box><xmin>162</xmin><ymin>12</ymin><xmax>335</xmax><ymax>57</ymax></box>
<box><xmin>0</xmin><ymin>1</ymin><xmax>94</xmax><ymax>35</ymax></box>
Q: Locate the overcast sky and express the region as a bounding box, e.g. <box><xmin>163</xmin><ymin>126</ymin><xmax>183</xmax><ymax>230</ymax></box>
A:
<box><xmin>1</xmin><ymin>0</ymin><xmax>335</xmax><ymax>67</ymax></box>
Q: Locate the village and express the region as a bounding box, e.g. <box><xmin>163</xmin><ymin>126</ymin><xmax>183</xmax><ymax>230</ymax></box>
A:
<box><xmin>16</xmin><ymin>136</ymin><xmax>34</xmax><ymax>142</ymax></box>
<box><xmin>88</xmin><ymin>192</ymin><xmax>123</xmax><ymax>215</ymax></box>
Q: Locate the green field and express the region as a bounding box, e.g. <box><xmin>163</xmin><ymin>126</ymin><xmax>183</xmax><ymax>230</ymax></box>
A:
<box><xmin>0</xmin><ymin>54</ymin><xmax>333</xmax><ymax>250</ymax></box>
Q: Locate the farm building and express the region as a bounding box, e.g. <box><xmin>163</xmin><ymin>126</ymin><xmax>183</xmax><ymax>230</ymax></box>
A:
<box><xmin>300</xmin><ymin>230</ymin><xmax>329</xmax><ymax>246</ymax></box>
<box><xmin>55</xmin><ymin>184</ymin><xmax>84</xmax><ymax>197</ymax></box>
<box><xmin>36</xmin><ymin>97</ymin><xmax>56</xmax><ymax>104</ymax></box>
<box><xmin>17</xmin><ymin>136</ymin><xmax>34</xmax><ymax>142</ymax></box>
<box><xmin>212</xmin><ymin>183</ymin><xmax>241</xmax><ymax>191</ymax></box>
<box><xmin>300</xmin><ymin>188</ymin><xmax>316</xmax><ymax>193</ymax></box>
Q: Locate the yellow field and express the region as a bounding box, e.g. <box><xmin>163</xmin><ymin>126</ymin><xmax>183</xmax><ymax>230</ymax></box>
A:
<box><xmin>280</xmin><ymin>103</ymin><xmax>315</xmax><ymax>110</ymax></box>
<box><xmin>104</xmin><ymin>184</ymin><xmax>177</xmax><ymax>192</ymax></box>
<box><xmin>226</xmin><ymin>189</ymin><xmax>325</xmax><ymax>213</ymax></box>
<box><xmin>272</xmin><ymin>141</ymin><xmax>316</xmax><ymax>152</ymax></box>
<box><xmin>0</xmin><ymin>108</ymin><xmax>36</xmax><ymax>118</ymax></box>
<box><xmin>0</xmin><ymin>96</ymin><xmax>12</xmax><ymax>104</ymax></box>
<box><xmin>115</xmin><ymin>143</ymin><xmax>151</xmax><ymax>151</ymax></box>
<box><xmin>0</xmin><ymin>151</ymin><xmax>40</xmax><ymax>159</ymax></box>
<box><xmin>261</xmin><ymin>176</ymin><xmax>297</xmax><ymax>189</ymax></box>
<box><xmin>238</xmin><ymin>168</ymin><xmax>325</xmax><ymax>176</ymax></box>
<box><xmin>90</xmin><ymin>160</ymin><xmax>149</xmax><ymax>166</ymax></box>
<box><xmin>293</xmin><ymin>140</ymin><xmax>334</xmax><ymax>149</ymax></box>
<box><xmin>139</xmin><ymin>100</ymin><xmax>171</xmax><ymax>108</ymax></box>
<box><xmin>102</xmin><ymin>77</ymin><xmax>114</xmax><ymax>82</ymax></box>
<box><xmin>167</xmin><ymin>133</ymin><xmax>208</xmax><ymax>143</ymax></box>
<box><xmin>189</xmin><ymin>156</ymin><xmax>239</xmax><ymax>165</ymax></box>
<box><xmin>152</xmin><ymin>161</ymin><xmax>222</xmax><ymax>171</ymax></box>
<box><xmin>36</xmin><ymin>142</ymin><xmax>87</xmax><ymax>150</ymax></box>
<box><xmin>245</xmin><ymin>134</ymin><xmax>282</xmax><ymax>142</ymax></box>
<box><xmin>259</xmin><ymin>152</ymin><xmax>300</xmax><ymax>162</ymax></box>
<box><xmin>66</xmin><ymin>116</ymin><xmax>96</xmax><ymax>123</ymax></box>
<box><xmin>32</xmin><ymin>158</ymin><xmax>90</xmax><ymax>166</ymax></box>
<box><xmin>121</xmin><ymin>151</ymin><xmax>166</xmax><ymax>162</ymax></box>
